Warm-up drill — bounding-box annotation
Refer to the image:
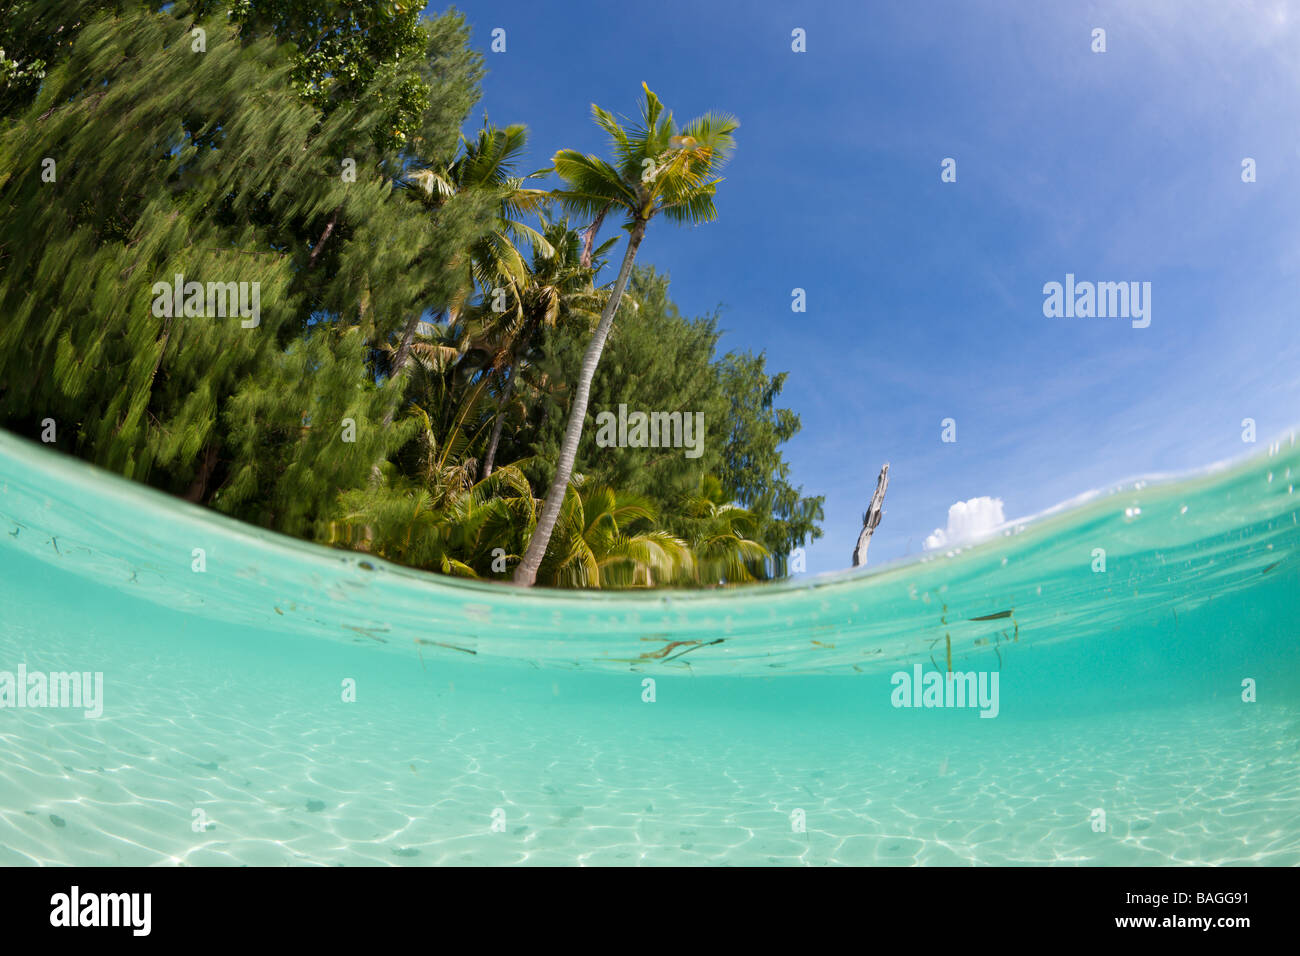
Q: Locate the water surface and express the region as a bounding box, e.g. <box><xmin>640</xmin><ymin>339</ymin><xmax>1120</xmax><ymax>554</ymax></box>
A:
<box><xmin>1</xmin><ymin>430</ymin><xmax>1297</xmax><ymax>865</ymax></box>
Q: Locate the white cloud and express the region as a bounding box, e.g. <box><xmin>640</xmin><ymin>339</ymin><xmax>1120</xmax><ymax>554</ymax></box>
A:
<box><xmin>924</xmin><ymin>496</ymin><xmax>1006</xmax><ymax>550</ymax></box>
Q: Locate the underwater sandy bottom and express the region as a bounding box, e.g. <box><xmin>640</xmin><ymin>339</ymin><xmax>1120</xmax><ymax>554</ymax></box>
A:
<box><xmin>1</xmin><ymin>599</ymin><xmax>1296</xmax><ymax>867</ymax></box>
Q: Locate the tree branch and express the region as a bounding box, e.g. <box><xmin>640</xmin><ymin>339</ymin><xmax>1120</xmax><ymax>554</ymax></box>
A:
<box><xmin>852</xmin><ymin>462</ymin><xmax>889</xmax><ymax>567</ymax></box>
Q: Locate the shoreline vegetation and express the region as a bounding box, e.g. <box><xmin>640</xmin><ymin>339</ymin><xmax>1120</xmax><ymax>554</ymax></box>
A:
<box><xmin>0</xmin><ymin>2</ymin><xmax>823</xmax><ymax>589</ymax></box>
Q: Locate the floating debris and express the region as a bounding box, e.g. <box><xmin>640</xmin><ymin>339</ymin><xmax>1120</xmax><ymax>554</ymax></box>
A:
<box><xmin>661</xmin><ymin>638</ymin><xmax>724</xmax><ymax>663</ymax></box>
<box><xmin>970</xmin><ymin>609</ymin><xmax>1013</xmax><ymax>621</ymax></box>
<box><xmin>414</xmin><ymin>638</ymin><xmax>476</xmax><ymax>655</ymax></box>
<box><xmin>639</xmin><ymin>640</ymin><xmax>699</xmax><ymax>660</ymax></box>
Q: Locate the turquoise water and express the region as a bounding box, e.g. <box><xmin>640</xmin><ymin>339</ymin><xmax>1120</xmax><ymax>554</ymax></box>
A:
<box><xmin>0</xmin><ymin>428</ymin><xmax>1297</xmax><ymax>865</ymax></box>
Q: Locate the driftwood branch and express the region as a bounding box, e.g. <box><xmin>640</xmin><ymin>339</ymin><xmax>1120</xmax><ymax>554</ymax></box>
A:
<box><xmin>852</xmin><ymin>462</ymin><xmax>890</xmax><ymax>567</ymax></box>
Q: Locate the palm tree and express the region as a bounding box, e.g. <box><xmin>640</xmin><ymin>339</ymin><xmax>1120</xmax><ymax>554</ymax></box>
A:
<box><xmin>427</xmin><ymin>122</ymin><xmax>556</xmax><ymax>303</ymax></box>
<box><xmin>330</xmin><ymin>332</ymin><xmax>538</xmax><ymax>575</ymax></box>
<box><xmin>539</xmin><ymin>482</ymin><xmax>691</xmax><ymax>588</ymax></box>
<box><xmin>675</xmin><ymin>475</ymin><xmax>770</xmax><ymax>585</ymax></box>
<box><xmin>386</xmin><ymin>122</ymin><xmax>553</xmax><ymax>425</ymax></box>
<box><xmin>331</xmin><ymin>462</ymin><xmax>535</xmax><ymax>577</ymax></box>
<box><xmin>513</xmin><ymin>83</ymin><xmax>738</xmax><ymax>586</ymax></box>
<box><xmin>475</xmin><ymin>217</ymin><xmax>608</xmax><ymax>478</ymax></box>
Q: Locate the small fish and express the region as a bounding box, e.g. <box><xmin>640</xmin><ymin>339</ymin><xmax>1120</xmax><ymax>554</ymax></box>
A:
<box><xmin>970</xmin><ymin>609</ymin><xmax>1013</xmax><ymax>621</ymax></box>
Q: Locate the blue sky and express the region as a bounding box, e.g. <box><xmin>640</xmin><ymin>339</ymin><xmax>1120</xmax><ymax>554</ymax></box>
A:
<box><xmin>435</xmin><ymin>0</ymin><xmax>1300</xmax><ymax>575</ymax></box>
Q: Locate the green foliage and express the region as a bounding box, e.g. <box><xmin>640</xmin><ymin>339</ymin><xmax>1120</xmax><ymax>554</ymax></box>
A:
<box><xmin>550</xmin><ymin>82</ymin><xmax>739</xmax><ymax>229</ymax></box>
<box><xmin>0</xmin><ymin>8</ymin><xmax>820</xmax><ymax>588</ymax></box>
<box><xmin>0</xmin><ymin>2</ymin><xmax>484</xmax><ymax>530</ymax></box>
<box><xmin>2</xmin><ymin>4</ymin><xmax>325</xmax><ymax>483</ymax></box>
<box><xmin>518</xmin><ymin>267</ymin><xmax>724</xmax><ymax>497</ymax></box>
<box><xmin>218</xmin><ymin>327</ymin><xmax>420</xmax><ymax>537</ymax></box>
<box><xmin>674</xmin><ymin>475</ymin><xmax>770</xmax><ymax>585</ymax></box>
<box><xmin>220</xmin><ymin>0</ymin><xmax>480</xmax><ymax>157</ymax></box>
<box><xmin>512</xmin><ymin>83</ymin><xmax>742</xmax><ymax>586</ymax></box>
<box><xmin>537</xmin><ymin>481</ymin><xmax>691</xmax><ymax>588</ymax></box>
<box><xmin>714</xmin><ymin>352</ymin><xmax>825</xmax><ymax>564</ymax></box>
<box><xmin>331</xmin><ymin>461</ymin><xmax>534</xmax><ymax>578</ymax></box>
<box><xmin>0</xmin><ymin>1</ymin><xmax>117</xmax><ymax>121</ymax></box>
<box><xmin>518</xmin><ymin>267</ymin><xmax>821</xmax><ymax>572</ymax></box>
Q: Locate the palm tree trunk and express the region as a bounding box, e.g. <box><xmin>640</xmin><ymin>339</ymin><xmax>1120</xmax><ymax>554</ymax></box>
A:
<box><xmin>513</xmin><ymin>219</ymin><xmax>647</xmax><ymax>586</ymax></box>
<box><xmin>481</xmin><ymin>361</ymin><xmax>518</xmax><ymax>479</ymax></box>
<box><xmin>381</xmin><ymin>312</ymin><xmax>425</xmax><ymax>428</ymax></box>
<box><xmin>580</xmin><ymin>205</ymin><xmax>610</xmax><ymax>269</ymax></box>
<box><xmin>369</xmin><ymin>310</ymin><xmax>427</xmax><ymax>496</ymax></box>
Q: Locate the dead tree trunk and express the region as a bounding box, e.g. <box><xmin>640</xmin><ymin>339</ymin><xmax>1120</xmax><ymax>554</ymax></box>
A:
<box><xmin>852</xmin><ymin>462</ymin><xmax>890</xmax><ymax>567</ymax></box>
